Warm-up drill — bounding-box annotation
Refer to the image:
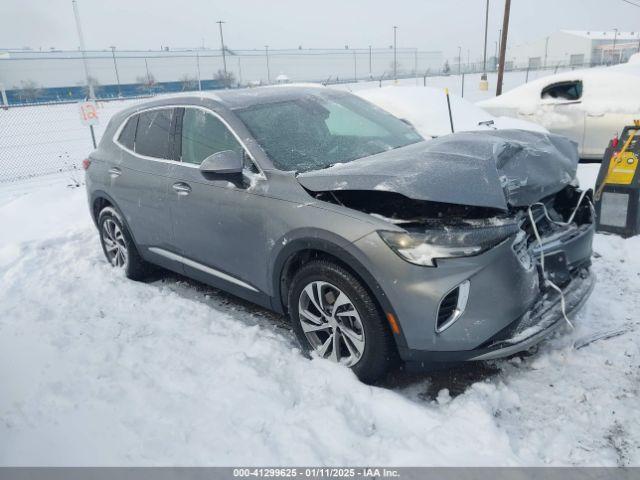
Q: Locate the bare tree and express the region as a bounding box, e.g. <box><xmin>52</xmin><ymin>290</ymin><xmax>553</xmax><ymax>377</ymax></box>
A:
<box><xmin>442</xmin><ymin>60</ymin><xmax>451</xmax><ymax>75</ymax></box>
<box><xmin>179</xmin><ymin>74</ymin><xmax>198</xmax><ymax>91</ymax></box>
<box><xmin>136</xmin><ymin>73</ymin><xmax>157</xmax><ymax>93</ymax></box>
<box><xmin>16</xmin><ymin>80</ymin><xmax>43</xmax><ymax>102</ymax></box>
<box><xmin>214</xmin><ymin>69</ymin><xmax>235</xmax><ymax>88</ymax></box>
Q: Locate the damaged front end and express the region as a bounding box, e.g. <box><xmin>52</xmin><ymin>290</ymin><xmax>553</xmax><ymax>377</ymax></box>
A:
<box><xmin>298</xmin><ymin>129</ymin><xmax>595</xmax><ymax>361</ymax></box>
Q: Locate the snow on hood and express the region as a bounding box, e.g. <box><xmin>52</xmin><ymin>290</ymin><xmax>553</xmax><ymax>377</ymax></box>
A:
<box><xmin>355</xmin><ymin>86</ymin><xmax>547</xmax><ymax>138</ymax></box>
<box><xmin>297</xmin><ymin>129</ymin><xmax>578</xmax><ymax>211</ymax></box>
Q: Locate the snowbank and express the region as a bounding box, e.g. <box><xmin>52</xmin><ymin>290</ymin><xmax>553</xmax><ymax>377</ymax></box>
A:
<box><xmin>355</xmin><ymin>86</ymin><xmax>547</xmax><ymax>138</ymax></box>
<box><xmin>479</xmin><ymin>65</ymin><xmax>640</xmax><ymax>116</ymax></box>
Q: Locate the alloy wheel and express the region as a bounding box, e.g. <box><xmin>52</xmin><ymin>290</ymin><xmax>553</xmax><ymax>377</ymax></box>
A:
<box><xmin>101</xmin><ymin>218</ymin><xmax>128</xmax><ymax>268</ymax></box>
<box><xmin>298</xmin><ymin>281</ymin><xmax>366</xmax><ymax>367</ymax></box>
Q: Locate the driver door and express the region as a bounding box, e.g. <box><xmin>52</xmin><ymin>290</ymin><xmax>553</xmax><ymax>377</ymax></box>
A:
<box><xmin>165</xmin><ymin>107</ymin><xmax>270</xmax><ymax>297</ymax></box>
<box><xmin>534</xmin><ymin>80</ymin><xmax>585</xmax><ymax>149</ymax></box>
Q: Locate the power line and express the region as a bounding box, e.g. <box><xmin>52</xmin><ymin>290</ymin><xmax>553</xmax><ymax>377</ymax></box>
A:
<box><xmin>620</xmin><ymin>0</ymin><xmax>640</xmax><ymax>8</ymax></box>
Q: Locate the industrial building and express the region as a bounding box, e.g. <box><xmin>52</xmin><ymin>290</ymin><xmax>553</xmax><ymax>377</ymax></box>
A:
<box><xmin>507</xmin><ymin>30</ymin><xmax>640</xmax><ymax>69</ymax></box>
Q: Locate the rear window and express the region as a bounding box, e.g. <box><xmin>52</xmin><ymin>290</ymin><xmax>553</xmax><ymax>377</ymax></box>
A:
<box><xmin>134</xmin><ymin>109</ymin><xmax>174</xmax><ymax>159</ymax></box>
<box><xmin>118</xmin><ymin>116</ymin><xmax>138</xmax><ymax>150</ymax></box>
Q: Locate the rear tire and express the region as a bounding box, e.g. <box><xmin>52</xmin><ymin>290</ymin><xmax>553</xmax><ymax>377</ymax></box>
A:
<box><xmin>288</xmin><ymin>259</ymin><xmax>397</xmax><ymax>384</ymax></box>
<box><xmin>98</xmin><ymin>206</ymin><xmax>149</xmax><ymax>281</ymax></box>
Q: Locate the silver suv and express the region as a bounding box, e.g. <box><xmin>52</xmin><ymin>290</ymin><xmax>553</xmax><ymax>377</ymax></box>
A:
<box><xmin>85</xmin><ymin>85</ymin><xmax>595</xmax><ymax>383</ymax></box>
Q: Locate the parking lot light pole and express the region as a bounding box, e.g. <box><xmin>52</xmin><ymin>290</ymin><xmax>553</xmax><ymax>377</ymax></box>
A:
<box><xmin>71</xmin><ymin>0</ymin><xmax>94</xmax><ymax>100</ymax></box>
<box><xmin>109</xmin><ymin>46</ymin><xmax>121</xmax><ymax>97</ymax></box>
<box><xmin>196</xmin><ymin>51</ymin><xmax>202</xmax><ymax>91</ymax></box>
<box><xmin>482</xmin><ymin>0</ymin><xmax>489</xmax><ymax>79</ymax></box>
<box><xmin>217</xmin><ymin>20</ymin><xmax>228</xmax><ymax>87</ymax></box>
<box><xmin>264</xmin><ymin>45</ymin><xmax>271</xmax><ymax>84</ymax></box>
<box><xmin>393</xmin><ymin>26</ymin><xmax>398</xmax><ymax>82</ymax></box>
<box><xmin>353</xmin><ymin>50</ymin><xmax>357</xmax><ymax>82</ymax></box>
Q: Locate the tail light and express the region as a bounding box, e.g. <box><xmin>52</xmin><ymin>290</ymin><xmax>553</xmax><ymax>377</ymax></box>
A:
<box><xmin>82</xmin><ymin>158</ymin><xmax>91</xmax><ymax>170</ymax></box>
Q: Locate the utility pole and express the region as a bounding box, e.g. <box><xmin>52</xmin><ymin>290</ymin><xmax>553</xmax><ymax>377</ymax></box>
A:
<box><xmin>368</xmin><ymin>45</ymin><xmax>373</xmax><ymax>79</ymax></box>
<box><xmin>109</xmin><ymin>46</ymin><xmax>121</xmax><ymax>96</ymax></box>
<box><xmin>482</xmin><ymin>0</ymin><xmax>489</xmax><ymax>78</ymax></box>
<box><xmin>264</xmin><ymin>45</ymin><xmax>271</xmax><ymax>84</ymax></box>
<box><xmin>216</xmin><ymin>20</ymin><xmax>228</xmax><ymax>87</ymax></box>
<box><xmin>496</xmin><ymin>0</ymin><xmax>511</xmax><ymax>96</ymax></box>
<box><xmin>612</xmin><ymin>28</ymin><xmax>619</xmax><ymax>64</ymax></box>
<box><xmin>71</xmin><ymin>0</ymin><xmax>95</xmax><ymax>100</ymax></box>
<box><xmin>393</xmin><ymin>26</ymin><xmax>398</xmax><ymax>82</ymax></box>
<box><xmin>144</xmin><ymin>58</ymin><xmax>151</xmax><ymax>94</ymax></box>
<box><xmin>196</xmin><ymin>51</ymin><xmax>202</xmax><ymax>91</ymax></box>
<box><xmin>458</xmin><ymin>46</ymin><xmax>462</xmax><ymax>75</ymax></box>
<box><xmin>544</xmin><ymin>36</ymin><xmax>550</xmax><ymax>69</ymax></box>
<box><xmin>353</xmin><ymin>50</ymin><xmax>357</xmax><ymax>82</ymax></box>
<box><xmin>497</xmin><ymin>28</ymin><xmax>502</xmax><ymax>67</ymax></box>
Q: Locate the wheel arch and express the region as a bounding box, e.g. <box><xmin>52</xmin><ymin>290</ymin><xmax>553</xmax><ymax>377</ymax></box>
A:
<box><xmin>271</xmin><ymin>236</ymin><xmax>407</xmax><ymax>350</ymax></box>
<box><xmin>89</xmin><ymin>190</ymin><xmax>140</xmax><ymax>246</ymax></box>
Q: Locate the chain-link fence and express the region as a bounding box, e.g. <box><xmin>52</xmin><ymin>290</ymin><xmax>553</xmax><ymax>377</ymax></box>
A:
<box><xmin>0</xmin><ymin>48</ymin><xmax>444</xmax><ymax>105</ymax></box>
<box><xmin>0</xmin><ymin>48</ymin><xmax>607</xmax><ymax>184</ymax></box>
<box><xmin>0</xmin><ymin>97</ymin><xmax>152</xmax><ymax>183</ymax></box>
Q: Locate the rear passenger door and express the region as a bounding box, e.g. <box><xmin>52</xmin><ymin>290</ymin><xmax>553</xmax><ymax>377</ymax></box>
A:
<box><xmin>110</xmin><ymin>107</ymin><xmax>178</xmax><ymax>266</ymax></box>
<box><xmin>164</xmin><ymin>106</ymin><xmax>269</xmax><ymax>298</ymax></box>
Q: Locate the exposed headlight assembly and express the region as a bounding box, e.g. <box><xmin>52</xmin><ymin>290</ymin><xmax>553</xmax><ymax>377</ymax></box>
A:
<box><xmin>378</xmin><ymin>223</ymin><xmax>519</xmax><ymax>267</ymax></box>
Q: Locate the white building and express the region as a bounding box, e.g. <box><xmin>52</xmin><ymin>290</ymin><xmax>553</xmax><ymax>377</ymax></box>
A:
<box><xmin>507</xmin><ymin>30</ymin><xmax>640</xmax><ymax>69</ymax></box>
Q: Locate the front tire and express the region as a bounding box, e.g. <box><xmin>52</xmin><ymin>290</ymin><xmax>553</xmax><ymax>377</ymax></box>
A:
<box><xmin>288</xmin><ymin>260</ymin><xmax>397</xmax><ymax>383</ymax></box>
<box><xmin>98</xmin><ymin>206</ymin><xmax>149</xmax><ymax>280</ymax></box>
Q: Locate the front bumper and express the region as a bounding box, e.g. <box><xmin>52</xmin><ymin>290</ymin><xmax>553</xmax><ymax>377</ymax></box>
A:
<box><xmin>400</xmin><ymin>268</ymin><xmax>594</xmax><ymax>368</ymax></box>
<box><xmin>349</xmin><ymin>212</ymin><xmax>595</xmax><ymax>365</ymax></box>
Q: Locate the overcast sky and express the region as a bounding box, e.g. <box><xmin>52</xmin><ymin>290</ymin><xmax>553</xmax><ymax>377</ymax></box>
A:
<box><xmin>2</xmin><ymin>0</ymin><xmax>639</xmax><ymax>59</ymax></box>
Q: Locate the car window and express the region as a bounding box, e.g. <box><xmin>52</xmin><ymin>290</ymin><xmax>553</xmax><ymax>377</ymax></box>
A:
<box><xmin>541</xmin><ymin>81</ymin><xmax>583</xmax><ymax>102</ymax></box>
<box><xmin>134</xmin><ymin>108</ymin><xmax>174</xmax><ymax>159</ymax></box>
<box><xmin>118</xmin><ymin>115</ymin><xmax>138</xmax><ymax>150</ymax></box>
<box><xmin>181</xmin><ymin>108</ymin><xmax>244</xmax><ymax>165</ymax></box>
<box><xmin>236</xmin><ymin>93</ymin><xmax>422</xmax><ymax>172</ymax></box>
<box><xmin>324</xmin><ymin>102</ymin><xmax>388</xmax><ymax>137</ymax></box>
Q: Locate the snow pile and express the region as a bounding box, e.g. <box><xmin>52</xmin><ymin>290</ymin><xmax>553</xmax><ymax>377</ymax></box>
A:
<box><xmin>355</xmin><ymin>86</ymin><xmax>547</xmax><ymax>138</ymax></box>
<box><xmin>478</xmin><ymin>65</ymin><xmax>640</xmax><ymax>116</ymax></box>
<box><xmin>0</xmin><ymin>166</ymin><xmax>639</xmax><ymax>466</ymax></box>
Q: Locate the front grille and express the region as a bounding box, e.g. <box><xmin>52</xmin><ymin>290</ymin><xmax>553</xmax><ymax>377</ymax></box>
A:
<box><xmin>437</xmin><ymin>288</ymin><xmax>459</xmax><ymax>330</ymax></box>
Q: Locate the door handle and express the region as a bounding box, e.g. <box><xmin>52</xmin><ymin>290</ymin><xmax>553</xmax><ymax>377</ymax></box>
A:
<box><xmin>172</xmin><ymin>182</ymin><xmax>192</xmax><ymax>196</ymax></box>
<box><xmin>108</xmin><ymin>167</ymin><xmax>122</xmax><ymax>178</ymax></box>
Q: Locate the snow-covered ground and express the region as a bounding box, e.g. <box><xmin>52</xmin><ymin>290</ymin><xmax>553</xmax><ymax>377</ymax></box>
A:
<box><xmin>1</xmin><ymin>164</ymin><xmax>639</xmax><ymax>466</ymax></box>
<box><xmin>1</xmin><ymin>68</ymin><xmax>639</xmax><ymax>466</ymax></box>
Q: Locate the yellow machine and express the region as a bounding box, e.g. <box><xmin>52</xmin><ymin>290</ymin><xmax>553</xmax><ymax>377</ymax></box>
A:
<box><xmin>595</xmin><ymin>120</ymin><xmax>640</xmax><ymax>237</ymax></box>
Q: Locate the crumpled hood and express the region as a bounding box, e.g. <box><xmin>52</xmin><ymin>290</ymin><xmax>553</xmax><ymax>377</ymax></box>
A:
<box><xmin>297</xmin><ymin>129</ymin><xmax>578</xmax><ymax>211</ymax></box>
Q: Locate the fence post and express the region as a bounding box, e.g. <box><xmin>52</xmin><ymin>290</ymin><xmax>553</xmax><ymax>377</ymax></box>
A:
<box><xmin>525</xmin><ymin>67</ymin><xmax>530</xmax><ymax>83</ymax></box>
<box><xmin>461</xmin><ymin>73</ymin><xmax>465</xmax><ymax>98</ymax></box>
<box><xmin>0</xmin><ymin>83</ymin><xmax>8</xmax><ymax>109</ymax></box>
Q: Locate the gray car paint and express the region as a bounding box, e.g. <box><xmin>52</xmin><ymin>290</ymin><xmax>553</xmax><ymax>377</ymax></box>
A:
<box><xmin>85</xmin><ymin>85</ymin><xmax>594</xmax><ymax>364</ymax></box>
<box><xmin>298</xmin><ymin>129</ymin><xmax>579</xmax><ymax>211</ymax></box>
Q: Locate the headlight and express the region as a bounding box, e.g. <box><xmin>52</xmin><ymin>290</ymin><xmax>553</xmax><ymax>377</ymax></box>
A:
<box><xmin>378</xmin><ymin>223</ymin><xmax>519</xmax><ymax>267</ymax></box>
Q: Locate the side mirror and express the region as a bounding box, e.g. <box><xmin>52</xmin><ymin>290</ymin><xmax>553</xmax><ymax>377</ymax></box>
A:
<box><xmin>199</xmin><ymin>150</ymin><xmax>243</xmax><ymax>175</ymax></box>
